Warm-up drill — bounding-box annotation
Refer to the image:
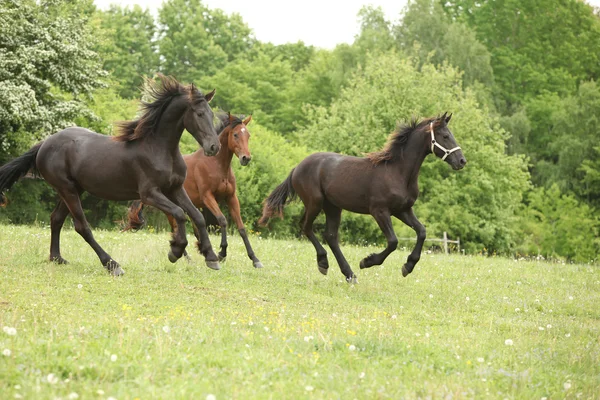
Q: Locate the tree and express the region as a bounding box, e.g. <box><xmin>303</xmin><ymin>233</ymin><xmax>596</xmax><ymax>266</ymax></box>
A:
<box><xmin>395</xmin><ymin>0</ymin><xmax>494</xmax><ymax>88</ymax></box>
<box><xmin>443</xmin><ymin>0</ymin><xmax>600</xmax><ymax>110</ymax></box>
<box><xmin>95</xmin><ymin>5</ymin><xmax>158</xmax><ymax>99</ymax></box>
<box><xmin>0</xmin><ymin>0</ymin><xmax>105</xmax><ymax>161</ymax></box>
<box><xmin>158</xmin><ymin>0</ymin><xmax>255</xmax><ymax>83</ymax></box>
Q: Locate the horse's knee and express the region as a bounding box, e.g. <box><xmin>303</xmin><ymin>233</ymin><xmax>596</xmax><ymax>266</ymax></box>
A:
<box><xmin>416</xmin><ymin>226</ymin><xmax>426</xmax><ymax>241</ymax></box>
<box><xmin>389</xmin><ymin>237</ymin><xmax>398</xmax><ymax>250</ymax></box>
<box><xmin>217</xmin><ymin>215</ymin><xmax>227</xmax><ymax>229</ymax></box>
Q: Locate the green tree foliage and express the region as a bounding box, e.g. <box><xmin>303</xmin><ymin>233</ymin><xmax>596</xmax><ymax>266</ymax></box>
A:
<box><xmin>158</xmin><ymin>0</ymin><xmax>255</xmax><ymax>82</ymax></box>
<box><xmin>395</xmin><ymin>0</ymin><xmax>494</xmax><ymax>88</ymax></box>
<box><xmin>0</xmin><ymin>0</ymin><xmax>105</xmax><ymax>161</ymax></box>
<box><xmin>95</xmin><ymin>5</ymin><xmax>158</xmax><ymax>99</ymax></box>
<box><xmin>519</xmin><ymin>185</ymin><xmax>599</xmax><ymax>263</ymax></box>
<box><xmin>444</xmin><ymin>0</ymin><xmax>600</xmax><ymax>110</ymax></box>
<box><xmin>297</xmin><ymin>52</ymin><xmax>530</xmax><ymax>253</ymax></box>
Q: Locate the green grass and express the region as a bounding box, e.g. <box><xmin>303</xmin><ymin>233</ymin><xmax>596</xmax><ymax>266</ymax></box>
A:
<box><xmin>0</xmin><ymin>224</ymin><xmax>599</xmax><ymax>399</ymax></box>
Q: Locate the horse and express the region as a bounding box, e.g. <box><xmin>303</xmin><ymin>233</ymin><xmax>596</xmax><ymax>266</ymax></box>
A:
<box><xmin>124</xmin><ymin>112</ymin><xmax>263</xmax><ymax>269</ymax></box>
<box><xmin>0</xmin><ymin>75</ymin><xmax>223</xmax><ymax>275</ymax></box>
<box><xmin>259</xmin><ymin>113</ymin><xmax>466</xmax><ymax>283</ymax></box>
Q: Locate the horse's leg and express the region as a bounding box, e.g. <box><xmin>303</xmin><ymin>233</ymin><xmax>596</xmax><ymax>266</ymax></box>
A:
<box><xmin>202</xmin><ymin>193</ymin><xmax>228</xmax><ymax>261</ymax></box>
<box><xmin>49</xmin><ymin>200</ymin><xmax>70</xmax><ymax>264</ymax></box>
<box><xmin>140</xmin><ymin>189</ymin><xmax>188</xmax><ymax>264</ymax></box>
<box><xmin>360</xmin><ymin>207</ymin><xmax>398</xmax><ymax>270</ymax></box>
<box><xmin>166</xmin><ymin>213</ymin><xmax>191</xmax><ymax>262</ymax></box>
<box><xmin>227</xmin><ymin>193</ymin><xmax>262</xmax><ymax>268</ymax></box>
<box><xmin>323</xmin><ymin>201</ymin><xmax>356</xmax><ymax>283</ymax></box>
<box><xmin>170</xmin><ymin>187</ymin><xmax>220</xmax><ymax>270</ymax></box>
<box><xmin>395</xmin><ymin>208</ymin><xmax>426</xmax><ymax>277</ymax></box>
<box><xmin>57</xmin><ymin>188</ymin><xmax>124</xmax><ymax>276</ymax></box>
<box><xmin>301</xmin><ymin>200</ymin><xmax>329</xmax><ymax>274</ymax></box>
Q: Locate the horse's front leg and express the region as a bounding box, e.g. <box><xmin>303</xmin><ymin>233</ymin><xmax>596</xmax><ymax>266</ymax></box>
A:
<box><xmin>202</xmin><ymin>193</ymin><xmax>229</xmax><ymax>261</ymax></box>
<box><xmin>360</xmin><ymin>207</ymin><xmax>398</xmax><ymax>269</ymax></box>
<box><xmin>141</xmin><ymin>188</ymin><xmax>188</xmax><ymax>263</ymax></box>
<box><xmin>227</xmin><ymin>193</ymin><xmax>263</xmax><ymax>268</ymax></box>
<box><xmin>170</xmin><ymin>187</ymin><xmax>220</xmax><ymax>270</ymax></box>
<box><xmin>395</xmin><ymin>208</ymin><xmax>426</xmax><ymax>277</ymax></box>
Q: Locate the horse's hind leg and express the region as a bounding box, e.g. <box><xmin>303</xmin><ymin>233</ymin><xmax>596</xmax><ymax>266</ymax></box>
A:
<box><xmin>395</xmin><ymin>208</ymin><xmax>426</xmax><ymax>277</ymax></box>
<box><xmin>58</xmin><ymin>187</ymin><xmax>124</xmax><ymax>276</ymax></box>
<box><xmin>49</xmin><ymin>200</ymin><xmax>70</xmax><ymax>264</ymax></box>
<box><xmin>360</xmin><ymin>207</ymin><xmax>398</xmax><ymax>270</ymax></box>
<box><xmin>301</xmin><ymin>200</ymin><xmax>329</xmax><ymax>275</ymax></box>
<box><xmin>323</xmin><ymin>201</ymin><xmax>356</xmax><ymax>283</ymax></box>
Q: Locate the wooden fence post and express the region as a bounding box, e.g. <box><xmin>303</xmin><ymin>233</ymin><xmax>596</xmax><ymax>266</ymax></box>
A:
<box><xmin>443</xmin><ymin>231</ymin><xmax>448</xmax><ymax>255</ymax></box>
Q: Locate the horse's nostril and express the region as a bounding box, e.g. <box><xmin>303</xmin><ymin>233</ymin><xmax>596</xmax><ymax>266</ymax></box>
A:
<box><xmin>210</xmin><ymin>144</ymin><xmax>218</xmax><ymax>154</ymax></box>
<box><xmin>460</xmin><ymin>158</ymin><xmax>467</xmax><ymax>165</ymax></box>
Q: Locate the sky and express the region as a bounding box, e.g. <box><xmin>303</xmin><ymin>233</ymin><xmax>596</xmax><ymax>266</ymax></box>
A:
<box><xmin>94</xmin><ymin>0</ymin><xmax>600</xmax><ymax>49</ymax></box>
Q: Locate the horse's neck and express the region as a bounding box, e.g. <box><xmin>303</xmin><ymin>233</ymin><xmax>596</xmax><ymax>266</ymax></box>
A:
<box><xmin>390</xmin><ymin>131</ymin><xmax>429</xmax><ymax>185</ymax></box>
<box><xmin>215</xmin><ymin>128</ymin><xmax>234</xmax><ymax>172</ymax></box>
<box><xmin>148</xmin><ymin>101</ymin><xmax>186</xmax><ymax>154</ymax></box>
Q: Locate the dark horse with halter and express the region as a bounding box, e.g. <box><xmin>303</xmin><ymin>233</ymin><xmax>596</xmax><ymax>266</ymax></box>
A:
<box><xmin>259</xmin><ymin>113</ymin><xmax>466</xmax><ymax>283</ymax></box>
<box><xmin>124</xmin><ymin>112</ymin><xmax>263</xmax><ymax>269</ymax></box>
<box><xmin>0</xmin><ymin>75</ymin><xmax>223</xmax><ymax>275</ymax></box>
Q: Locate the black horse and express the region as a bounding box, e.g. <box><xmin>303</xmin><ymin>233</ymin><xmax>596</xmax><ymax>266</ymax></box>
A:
<box><xmin>0</xmin><ymin>75</ymin><xmax>222</xmax><ymax>275</ymax></box>
<box><xmin>260</xmin><ymin>113</ymin><xmax>466</xmax><ymax>282</ymax></box>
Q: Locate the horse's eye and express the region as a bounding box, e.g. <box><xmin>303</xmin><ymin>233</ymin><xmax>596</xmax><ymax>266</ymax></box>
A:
<box><xmin>233</xmin><ymin>133</ymin><xmax>239</xmax><ymax>139</ymax></box>
<box><xmin>443</xmin><ymin>135</ymin><xmax>449</xmax><ymax>139</ymax></box>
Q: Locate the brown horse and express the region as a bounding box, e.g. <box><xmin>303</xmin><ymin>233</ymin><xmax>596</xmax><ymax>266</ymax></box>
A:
<box><xmin>124</xmin><ymin>112</ymin><xmax>262</xmax><ymax>269</ymax></box>
<box><xmin>259</xmin><ymin>113</ymin><xmax>466</xmax><ymax>283</ymax></box>
<box><xmin>0</xmin><ymin>75</ymin><xmax>222</xmax><ymax>275</ymax></box>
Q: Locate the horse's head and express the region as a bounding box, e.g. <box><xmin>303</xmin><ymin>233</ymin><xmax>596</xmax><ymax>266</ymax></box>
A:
<box><xmin>429</xmin><ymin>112</ymin><xmax>466</xmax><ymax>170</ymax></box>
<box><xmin>183</xmin><ymin>85</ymin><xmax>221</xmax><ymax>156</ymax></box>
<box><xmin>226</xmin><ymin>113</ymin><xmax>253</xmax><ymax>166</ymax></box>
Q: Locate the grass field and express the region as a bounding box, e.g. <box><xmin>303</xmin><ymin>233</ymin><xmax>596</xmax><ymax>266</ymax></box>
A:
<box><xmin>0</xmin><ymin>224</ymin><xmax>599</xmax><ymax>399</ymax></box>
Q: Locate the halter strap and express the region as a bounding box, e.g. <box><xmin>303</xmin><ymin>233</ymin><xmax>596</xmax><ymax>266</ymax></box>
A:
<box><xmin>430</xmin><ymin>122</ymin><xmax>461</xmax><ymax>161</ymax></box>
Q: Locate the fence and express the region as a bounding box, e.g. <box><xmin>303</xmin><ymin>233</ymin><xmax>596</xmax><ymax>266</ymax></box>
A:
<box><xmin>397</xmin><ymin>231</ymin><xmax>460</xmax><ymax>254</ymax></box>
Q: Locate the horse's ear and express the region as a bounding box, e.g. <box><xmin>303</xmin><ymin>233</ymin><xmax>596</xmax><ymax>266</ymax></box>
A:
<box><xmin>243</xmin><ymin>114</ymin><xmax>252</xmax><ymax>125</ymax></box>
<box><xmin>228</xmin><ymin>112</ymin><xmax>235</xmax><ymax>122</ymax></box>
<box><xmin>205</xmin><ymin>89</ymin><xmax>216</xmax><ymax>103</ymax></box>
<box><xmin>445</xmin><ymin>112</ymin><xmax>452</xmax><ymax>124</ymax></box>
<box><xmin>190</xmin><ymin>82</ymin><xmax>196</xmax><ymax>92</ymax></box>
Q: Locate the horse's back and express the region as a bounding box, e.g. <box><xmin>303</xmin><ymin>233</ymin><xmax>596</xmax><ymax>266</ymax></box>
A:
<box><xmin>37</xmin><ymin>127</ymin><xmax>140</xmax><ymax>200</ymax></box>
<box><xmin>293</xmin><ymin>152</ymin><xmax>375</xmax><ymax>213</ymax></box>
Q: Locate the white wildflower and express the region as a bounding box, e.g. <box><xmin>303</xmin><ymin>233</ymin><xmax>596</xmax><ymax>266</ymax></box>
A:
<box><xmin>305</xmin><ymin>386</ymin><xmax>314</xmax><ymax>391</ymax></box>
<box><xmin>47</xmin><ymin>373</ymin><xmax>59</xmax><ymax>384</ymax></box>
<box><xmin>110</xmin><ymin>354</ymin><xmax>117</xmax><ymax>362</ymax></box>
<box><xmin>2</xmin><ymin>349</ymin><xmax>11</xmax><ymax>357</ymax></box>
<box><xmin>206</xmin><ymin>395</ymin><xmax>216</xmax><ymax>400</ymax></box>
<box><xmin>162</xmin><ymin>326</ymin><xmax>170</xmax><ymax>333</ymax></box>
<box><xmin>348</xmin><ymin>344</ymin><xmax>356</xmax><ymax>351</ymax></box>
<box><xmin>505</xmin><ymin>339</ymin><xmax>513</xmax><ymax>346</ymax></box>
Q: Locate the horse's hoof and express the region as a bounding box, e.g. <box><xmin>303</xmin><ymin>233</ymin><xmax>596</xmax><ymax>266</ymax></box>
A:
<box><xmin>359</xmin><ymin>259</ymin><xmax>366</xmax><ymax>269</ymax></box>
<box><xmin>111</xmin><ymin>266</ymin><xmax>125</xmax><ymax>276</ymax></box>
<box><xmin>346</xmin><ymin>276</ymin><xmax>358</xmax><ymax>284</ymax></box>
<box><xmin>318</xmin><ymin>266</ymin><xmax>328</xmax><ymax>275</ymax></box>
<box><xmin>206</xmin><ymin>260</ymin><xmax>221</xmax><ymax>270</ymax></box>
<box><xmin>218</xmin><ymin>254</ymin><xmax>227</xmax><ymax>262</ymax></box>
<box><xmin>253</xmin><ymin>261</ymin><xmax>264</xmax><ymax>269</ymax></box>
<box><xmin>105</xmin><ymin>260</ymin><xmax>124</xmax><ymax>276</ymax></box>
<box><xmin>402</xmin><ymin>264</ymin><xmax>410</xmax><ymax>277</ymax></box>
<box><xmin>168</xmin><ymin>251</ymin><xmax>179</xmax><ymax>263</ymax></box>
<box><xmin>50</xmin><ymin>256</ymin><xmax>68</xmax><ymax>265</ymax></box>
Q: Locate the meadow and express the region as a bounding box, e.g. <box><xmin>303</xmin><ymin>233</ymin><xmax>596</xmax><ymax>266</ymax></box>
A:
<box><xmin>0</xmin><ymin>224</ymin><xmax>598</xmax><ymax>399</ymax></box>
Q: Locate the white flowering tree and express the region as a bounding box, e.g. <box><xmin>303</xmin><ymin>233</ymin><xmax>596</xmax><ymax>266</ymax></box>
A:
<box><xmin>0</xmin><ymin>0</ymin><xmax>105</xmax><ymax>161</ymax></box>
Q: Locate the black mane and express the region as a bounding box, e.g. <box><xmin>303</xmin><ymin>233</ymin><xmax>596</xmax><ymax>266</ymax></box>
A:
<box><xmin>367</xmin><ymin>117</ymin><xmax>436</xmax><ymax>164</ymax></box>
<box><xmin>214</xmin><ymin>112</ymin><xmax>245</xmax><ymax>135</ymax></box>
<box><xmin>114</xmin><ymin>75</ymin><xmax>205</xmax><ymax>142</ymax></box>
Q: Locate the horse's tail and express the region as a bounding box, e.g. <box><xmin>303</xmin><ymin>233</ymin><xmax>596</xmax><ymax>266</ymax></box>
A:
<box><xmin>259</xmin><ymin>169</ymin><xmax>297</xmax><ymax>226</ymax></box>
<box><xmin>0</xmin><ymin>142</ymin><xmax>43</xmax><ymax>206</ymax></box>
<box><xmin>122</xmin><ymin>200</ymin><xmax>146</xmax><ymax>232</ymax></box>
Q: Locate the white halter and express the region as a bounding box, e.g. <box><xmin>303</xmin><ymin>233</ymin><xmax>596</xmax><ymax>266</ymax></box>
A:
<box><xmin>430</xmin><ymin>122</ymin><xmax>461</xmax><ymax>161</ymax></box>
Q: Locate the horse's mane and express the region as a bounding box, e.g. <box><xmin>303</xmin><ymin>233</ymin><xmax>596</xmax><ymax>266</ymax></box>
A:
<box><xmin>114</xmin><ymin>74</ymin><xmax>205</xmax><ymax>142</ymax></box>
<box><xmin>367</xmin><ymin>116</ymin><xmax>439</xmax><ymax>165</ymax></box>
<box><xmin>214</xmin><ymin>112</ymin><xmax>245</xmax><ymax>136</ymax></box>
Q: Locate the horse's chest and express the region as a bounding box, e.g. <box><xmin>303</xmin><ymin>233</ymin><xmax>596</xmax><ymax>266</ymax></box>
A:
<box><xmin>215</xmin><ymin>178</ymin><xmax>234</xmax><ymax>198</ymax></box>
